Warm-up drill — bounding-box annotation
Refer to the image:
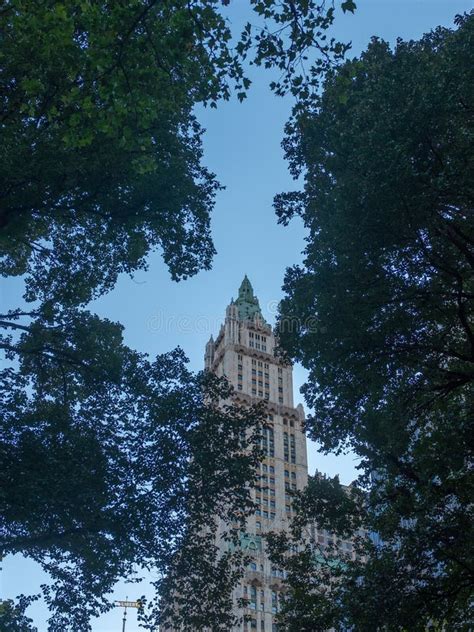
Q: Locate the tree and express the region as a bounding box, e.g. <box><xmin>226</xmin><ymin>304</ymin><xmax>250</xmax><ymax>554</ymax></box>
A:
<box><xmin>1</xmin><ymin>315</ymin><xmax>265</xmax><ymax>629</ymax></box>
<box><xmin>275</xmin><ymin>12</ymin><xmax>474</xmax><ymax>630</ymax></box>
<box><xmin>0</xmin><ymin>1</ymin><xmax>354</xmax><ymax>628</ymax></box>
<box><xmin>0</xmin><ymin>598</ymin><xmax>38</xmax><ymax>632</ymax></box>
<box><xmin>0</xmin><ymin>0</ymin><xmax>351</xmax><ymax>306</ymax></box>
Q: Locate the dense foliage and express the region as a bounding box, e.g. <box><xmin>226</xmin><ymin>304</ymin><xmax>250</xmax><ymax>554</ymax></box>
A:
<box><xmin>275</xmin><ymin>12</ymin><xmax>474</xmax><ymax>630</ymax></box>
<box><xmin>2</xmin><ymin>321</ymin><xmax>265</xmax><ymax>629</ymax></box>
<box><xmin>0</xmin><ymin>0</ymin><xmax>350</xmax><ymax>305</ymax></box>
<box><xmin>0</xmin><ymin>1</ymin><xmax>356</xmax><ymax>628</ymax></box>
<box><xmin>0</xmin><ymin>598</ymin><xmax>38</xmax><ymax>632</ymax></box>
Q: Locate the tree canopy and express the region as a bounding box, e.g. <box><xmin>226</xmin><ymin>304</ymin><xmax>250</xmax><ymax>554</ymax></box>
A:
<box><xmin>2</xmin><ymin>310</ymin><xmax>267</xmax><ymax>629</ymax></box>
<box><xmin>0</xmin><ymin>0</ymin><xmax>351</xmax><ymax>305</ymax></box>
<box><xmin>0</xmin><ymin>1</ymin><xmax>355</xmax><ymax>629</ymax></box>
<box><xmin>275</xmin><ymin>12</ymin><xmax>474</xmax><ymax>630</ymax></box>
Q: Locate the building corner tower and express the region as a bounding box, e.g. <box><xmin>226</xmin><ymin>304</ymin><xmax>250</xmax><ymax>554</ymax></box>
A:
<box><xmin>205</xmin><ymin>276</ymin><xmax>308</xmax><ymax>631</ymax></box>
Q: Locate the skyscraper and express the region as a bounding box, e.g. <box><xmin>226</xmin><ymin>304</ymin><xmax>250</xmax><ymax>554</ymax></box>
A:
<box><xmin>204</xmin><ymin>276</ymin><xmax>308</xmax><ymax>631</ymax></box>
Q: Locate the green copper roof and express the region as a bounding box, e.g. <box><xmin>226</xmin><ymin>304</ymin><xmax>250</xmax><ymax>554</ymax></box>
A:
<box><xmin>234</xmin><ymin>275</ymin><xmax>266</xmax><ymax>322</ymax></box>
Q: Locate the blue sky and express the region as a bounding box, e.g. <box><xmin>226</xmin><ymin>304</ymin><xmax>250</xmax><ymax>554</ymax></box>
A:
<box><xmin>1</xmin><ymin>1</ymin><xmax>471</xmax><ymax>630</ymax></box>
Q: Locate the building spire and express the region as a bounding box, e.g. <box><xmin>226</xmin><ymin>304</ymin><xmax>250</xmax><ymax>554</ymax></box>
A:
<box><xmin>234</xmin><ymin>275</ymin><xmax>266</xmax><ymax>322</ymax></box>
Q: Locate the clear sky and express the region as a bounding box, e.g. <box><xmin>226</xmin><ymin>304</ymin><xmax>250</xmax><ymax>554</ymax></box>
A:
<box><xmin>1</xmin><ymin>1</ymin><xmax>471</xmax><ymax>630</ymax></box>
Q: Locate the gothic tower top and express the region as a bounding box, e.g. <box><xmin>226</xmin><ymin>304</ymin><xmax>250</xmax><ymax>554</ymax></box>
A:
<box><xmin>234</xmin><ymin>275</ymin><xmax>266</xmax><ymax>323</ymax></box>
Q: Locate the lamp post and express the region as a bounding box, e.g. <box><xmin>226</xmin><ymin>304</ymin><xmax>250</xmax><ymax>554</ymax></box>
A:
<box><xmin>115</xmin><ymin>599</ymin><xmax>141</xmax><ymax>632</ymax></box>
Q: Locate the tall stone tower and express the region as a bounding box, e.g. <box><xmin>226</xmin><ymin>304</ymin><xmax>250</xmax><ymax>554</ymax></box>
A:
<box><xmin>205</xmin><ymin>276</ymin><xmax>308</xmax><ymax>631</ymax></box>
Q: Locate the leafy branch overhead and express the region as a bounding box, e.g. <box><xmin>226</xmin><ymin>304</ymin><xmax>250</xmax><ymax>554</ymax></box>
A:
<box><xmin>275</xmin><ymin>12</ymin><xmax>474</xmax><ymax>630</ymax></box>
<box><xmin>1</xmin><ymin>313</ymin><xmax>266</xmax><ymax>629</ymax></box>
<box><xmin>0</xmin><ymin>0</ymin><xmax>350</xmax><ymax>306</ymax></box>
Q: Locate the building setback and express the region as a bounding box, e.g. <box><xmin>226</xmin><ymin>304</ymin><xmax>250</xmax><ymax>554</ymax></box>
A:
<box><xmin>205</xmin><ymin>276</ymin><xmax>308</xmax><ymax>631</ymax></box>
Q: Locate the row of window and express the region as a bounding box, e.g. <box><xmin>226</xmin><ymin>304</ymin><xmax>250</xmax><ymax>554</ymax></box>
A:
<box><xmin>249</xmin><ymin>340</ymin><xmax>267</xmax><ymax>351</ymax></box>
<box><xmin>238</xmin><ymin>355</ymin><xmax>270</xmax><ymax>368</ymax></box>
<box><xmin>255</xmin><ymin>508</ymin><xmax>275</xmax><ymax>520</ymax></box>
<box><xmin>252</xmin><ymin>387</ymin><xmax>270</xmax><ymax>399</ymax></box>
<box><xmin>255</xmin><ymin>496</ymin><xmax>276</xmax><ymax>509</ymax></box>
<box><xmin>243</xmin><ymin>585</ymin><xmax>280</xmax><ymax>614</ymax></box>
<box><xmin>249</xmin><ymin>332</ymin><xmax>267</xmax><ymax>342</ymax></box>
<box><xmin>246</xmin><ymin>619</ymin><xmax>280</xmax><ymax>631</ymax></box>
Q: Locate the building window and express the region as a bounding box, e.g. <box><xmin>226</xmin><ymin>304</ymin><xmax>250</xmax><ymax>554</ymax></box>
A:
<box><xmin>285</xmin><ymin>470</ymin><xmax>289</xmax><ymax>477</ymax></box>
<box><xmin>250</xmin><ymin>586</ymin><xmax>257</xmax><ymax>610</ymax></box>
<box><xmin>261</xmin><ymin>427</ymin><xmax>274</xmax><ymax>456</ymax></box>
<box><xmin>238</xmin><ymin>354</ymin><xmax>243</xmax><ymax>361</ymax></box>
<box><xmin>262</xmin><ymin>345</ymin><xmax>266</xmax><ymax>351</ymax></box>
<box><xmin>278</xmin><ymin>387</ymin><xmax>283</xmax><ymax>393</ymax></box>
<box><xmin>269</xmin><ymin>465</ymin><xmax>275</xmax><ymax>473</ymax></box>
<box><xmin>238</xmin><ymin>384</ymin><xmax>243</xmax><ymax>390</ymax></box>
<box><xmin>279</xmin><ymin>397</ymin><xmax>283</xmax><ymax>404</ymax></box>
<box><xmin>272</xmin><ymin>591</ymin><xmax>278</xmax><ymax>614</ymax></box>
<box><xmin>264</xmin><ymin>363</ymin><xmax>269</xmax><ymax>369</ymax></box>
<box><xmin>270</xmin><ymin>512</ymin><xmax>275</xmax><ymax>520</ymax></box>
<box><xmin>238</xmin><ymin>373</ymin><xmax>243</xmax><ymax>380</ymax></box>
<box><xmin>291</xmin><ymin>471</ymin><xmax>296</xmax><ymax>479</ymax></box>
<box><xmin>258</xmin><ymin>361</ymin><xmax>263</xmax><ymax>367</ymax></box>
<box><xmin>250</xmin><ymin>341</ymin><xmax>254</xmax><ymax>348</ymax></box>
<box><xmin>258</xmin><ymin>390</ymin><xmax>263</xmax><ymax>397</ymax></box>
<box><xmin>278</xmin><ymin>367</ymin><xmax>282</xmax><ymax>374</ymax></box>
<box><xmin>252</xmin><ymin>359</ymin><xmax>256</xmax><ymax>366</ymax></box>
<box><xmin>252</xmin><ymin>388</ymin><xmax>257</xmax><ymax>395</ymax></box>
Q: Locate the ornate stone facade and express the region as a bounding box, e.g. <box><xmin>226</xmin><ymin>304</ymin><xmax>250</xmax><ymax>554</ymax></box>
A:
<box><xmin>205</xmin><ymin>277</ymin><xmax>308</xmax><ymax>631</ymax></box>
